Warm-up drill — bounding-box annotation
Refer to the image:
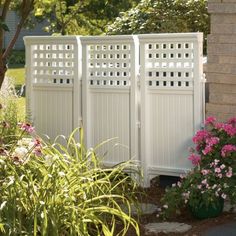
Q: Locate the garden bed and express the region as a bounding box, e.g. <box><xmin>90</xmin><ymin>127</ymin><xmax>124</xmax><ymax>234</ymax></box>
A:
<box><xmin>125</xmin><ymin>183</ymin><xmax>236</xmax><ymax>236</ymax></box>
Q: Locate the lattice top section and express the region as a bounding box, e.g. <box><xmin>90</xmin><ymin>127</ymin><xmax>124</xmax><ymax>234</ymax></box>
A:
<box><xmin>86</xmin><ymin>43</ymin><xmax>132</xmax><ymax>88</ymax></box>
<box><xmin>30</xmin><ymin>42</ymin><xmax>76</xmax><ymax>85</ymax></box>
<box><xmin>143</xmin><ymin>41</ymin><xmax>195</xmax><ymax>89</ymax></box>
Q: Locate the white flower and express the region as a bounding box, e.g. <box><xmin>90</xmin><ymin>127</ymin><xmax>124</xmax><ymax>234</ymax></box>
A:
<box><xmin>58</xmin><ymin>171</ymin><xmax>66</xmax><ymax>177</ymax></box>
<box><xmin>14</xmin><ymin>147</ymin><xmax>28</xmax><ymax>158</ymax></box>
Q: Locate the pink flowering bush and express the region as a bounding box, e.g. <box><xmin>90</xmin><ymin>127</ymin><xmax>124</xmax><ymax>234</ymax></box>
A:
<box><xmin>160</xmin><ymin>117</ymin><xmax>236</xmax><ymax>219</ymax></box>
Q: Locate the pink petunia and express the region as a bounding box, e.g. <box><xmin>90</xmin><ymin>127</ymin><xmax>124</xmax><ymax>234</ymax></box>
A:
<box><xmin>205</xmin><ymin>116</ymin><xmax>216</xmax><ymax>125</ymax></box>
<box><xmin>228</xmin><ymin>117</ymin><xmax>236</xmax><ymax>127</ymax></box>
<box><xmin>192</xmin><ymin>130</ymin><xmax>211</xmax><ymax>144</ymax></box>
<box><xmin>216</xmin><ymin>123</ymin><xmax>236</xmax><ymax>136</ymax></box>
<box><xmin>188</xmin><ymin>153</ymin><xmax>201</xmax><ymax>166</ymax></box>
<box><xmin>215</xmin><ymin>168</ymin><xmax>221</xmax><ymax>173</ymax></box>
<box><xmin>226</xmin><ymin>171</ymin><xmax>232</xmax><ymax>178</ymax></box>
<box><xmin>201</xmin><ymin>169</ymin><xmax>210</xmax><ymax>175</ymax></box>
<box><xmin>221</xmin><ymin>145</ymin><xmax>236</xmax><ymax>157</ymax></box>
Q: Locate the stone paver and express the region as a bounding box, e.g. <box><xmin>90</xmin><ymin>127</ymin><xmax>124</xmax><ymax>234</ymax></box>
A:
<box><xmin>144</xmin><ymin>222</ymin><xmax>192</xmax><ymax>234</ymax></box>
<box><xmin>223</xmin><ymin>201</ymin><xmax>236</xmax><ymax>213</ymax></box>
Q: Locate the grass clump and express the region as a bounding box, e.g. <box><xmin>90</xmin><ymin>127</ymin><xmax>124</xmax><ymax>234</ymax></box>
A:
<box><xmin>0</xmin><ymin>126</ymin><xmax>141</xmax><ymax>235</ymax></box>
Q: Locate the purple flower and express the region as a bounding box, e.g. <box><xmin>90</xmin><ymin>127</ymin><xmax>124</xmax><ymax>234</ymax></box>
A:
<box><xmin>20</xmin><ymin>123</ymin><xmax>35</xmax><ymax>134</ymax></box>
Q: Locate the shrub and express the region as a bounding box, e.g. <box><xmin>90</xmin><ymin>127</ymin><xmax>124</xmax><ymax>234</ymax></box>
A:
<box><xmin>7</xmin><ymin>50</ymin><xmax>25</xmax><ymax>66</ymax></box>
<box><xmin>160</xmin><ymin>117</ymin><xmax>236</xmax><ymax>219</ymax></box>
<box><xmin>0</xmin><ymin>126</ymin><xmax>140</xmax><ymax>235</ymax></box>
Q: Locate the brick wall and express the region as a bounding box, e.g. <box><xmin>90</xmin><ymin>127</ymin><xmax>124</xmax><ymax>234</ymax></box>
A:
<box><xmin>206</xmin><ymin>0</ymin><xmax>236</xmax><ymax>121</ymax></box>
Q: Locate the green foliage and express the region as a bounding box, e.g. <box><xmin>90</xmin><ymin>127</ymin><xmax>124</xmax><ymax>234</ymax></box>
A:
<box><xmin>0</xmin><ymin>88</ymin><xmax>19</xmax><ymax>145</ymax></box>
<box><xmin>7</xmin><ymin>51</ymin><xmax>25</xmax><ymax>66</ymax></box>
<box><xmin>6</xmin><ymin>65</ymin><xmax>25</xmax><ymax>86</ymax></box>
<box><xmin>107</xmin><ymin>0</ymin><xmax>209</xmax><ymax>53</ymax></box>
<box><xmin>0</xmin><ymin>128</ymin><xmax>141</xmax><ymax>235</ymax></box>
<box><xmin>34</xmin><ymin>0</ymin><xmax>140</xmax><ymax>35</ymax></box>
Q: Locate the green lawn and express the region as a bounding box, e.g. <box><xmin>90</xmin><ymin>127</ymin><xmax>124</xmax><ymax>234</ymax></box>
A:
<box><xmin>6</xmin><ymin>65</ymin><xmax>25</xmax><ymax>86</ymax></box>
<box><xmin>6</xmin><ymin>65</ymin><xmax>26</xmax><ymax>120</ymax></box>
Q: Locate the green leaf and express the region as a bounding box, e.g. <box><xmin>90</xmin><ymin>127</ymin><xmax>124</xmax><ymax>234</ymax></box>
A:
<box><xmin>0</xmin><ymin>20</ymin><xmax>10</xmax><ymax>32</ymax></box>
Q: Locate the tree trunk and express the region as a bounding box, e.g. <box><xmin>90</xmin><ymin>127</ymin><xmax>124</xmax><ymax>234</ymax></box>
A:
<box><xmin>0</xmin><ymin>61</ymin><xmax>7</xmax><ymax>89</ymax></box>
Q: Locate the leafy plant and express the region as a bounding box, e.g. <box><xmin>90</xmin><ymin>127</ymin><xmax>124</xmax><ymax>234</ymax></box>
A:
<box><xmin>160</xmin><ymin>117</ymin><xmax>236</xmax><ymax>219</ymax></box>
<box><xmin>0</xmin><ymin>125</ymin><xmax>141</xmax><ymax>235</ymax></box>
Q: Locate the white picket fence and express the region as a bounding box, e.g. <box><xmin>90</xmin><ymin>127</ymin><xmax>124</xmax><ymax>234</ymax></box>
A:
<box><xmin>24</xmin><ymin>33</ymin><xmax>204</xmax><ymax>186</ymax></box>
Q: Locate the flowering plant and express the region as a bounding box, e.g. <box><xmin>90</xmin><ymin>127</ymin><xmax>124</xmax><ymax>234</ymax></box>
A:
<box><xmin>160</xmin><ymin>117</ymin><xmax>236</xmax><ymax>219</ymax></box>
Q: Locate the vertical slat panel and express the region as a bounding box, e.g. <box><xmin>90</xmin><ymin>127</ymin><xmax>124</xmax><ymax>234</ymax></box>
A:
<box><xmin>139</xmin><ymin>33</ymin><xmax>204</xmax><ymax>186</ymax></box>
<box><xmin>81</xmin><ymin>35</ymin><xmax>139</xmax><ymax>166</ymax></box>
<box><xmin>24</xmin><ymin>36</ymin><xmax>81</xmax><ymax>141</ymax></box>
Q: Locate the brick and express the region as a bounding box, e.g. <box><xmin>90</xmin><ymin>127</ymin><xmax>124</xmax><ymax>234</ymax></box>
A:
<box><xmin>206</xmin><ymin>103</ymin><xmax>236</xmax><ymax>113</ymax></box>
<box><xmin>223</xmin><ymin>0</ymin><xmax>236</xmax><ymax>3</ymax></box>
<box><xmin>206</xmin><ymin>103</ymin><xmax>236</xmax><ymax>122</ymax></box>
<box><xmin>209</xmin><ymin>83</ymin><xmax>236</xmax><ymax>93</ymax></box>
<box><xmin>209</xmin><ymin>92</ymin><xmax>236</xmax><ymax>104</ymax></box>
<box><xmin>207</xmin><ymin>55</ymin><xmax>220</xmax><ymax>63</ymax></box>
<box><xmin>208</xmin><ymin>3</ymin><xmax>236</xmax><ymax>14</ymax></box>
<box><xmin>219</xmin><ymin>56</ymin><xmax>236</xmax><ymax>64</ymax></box>
<box><xmin>211</xmin><ymin>24</ymin><xmax>236</xmax><ymax>34</ymax></box>
<box><xmin>208</xmin><ymin>43</ymin><xmax>236</xmax><ymax>55</ymax></box>
<box><xmin>206</xmin><ymin>72</ymin><xmax>236</xmax><ymax>84</ymax></box>
<box><xmin>208</xmin><ymin>34</ymin><xmax>236</xmax><ymax>44</ymax></box>
<box><xmin>206</xmin><ymin>63</ymin><xmax>236</xmax><ymax>74</ymax></box>
<box><xmin>211</xmin><ymin>14</ymin><xmax>236</xmax><ymax>24</ymax></box>
<box><xmin>208</xmin><ymin>0</ymin><xmax>222</xmax><ymax>2</ymax></box>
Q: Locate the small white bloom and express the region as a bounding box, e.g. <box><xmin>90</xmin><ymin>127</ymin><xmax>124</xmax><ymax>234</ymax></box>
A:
<box><xmin>39</xmin><ymin>201</ymin><xmax>45</xmax><ymax>205</ymax></box>
<box><xmin>58</xmin><ymin>171</ymin><xmax>66</xmax><ymax>177</ymax></box>
<box><xmin>14</xmin><ymin>147</ymin><xmax>28</xmax><ymax>158</ymax></box>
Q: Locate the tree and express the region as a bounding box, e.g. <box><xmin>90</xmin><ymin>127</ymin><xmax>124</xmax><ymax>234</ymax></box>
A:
<box><xmin>35</xmin><ymin>0</ymin><xmax>140</xmax><ymax>35</ymax></box>
<box><xmin>0</xmin><ymin>0</ymin><xmax>34</xmax><ymax>89</ymax></box>
<box><xmin>107</xmin><ymin>0</ymin><xmax>209</xmax><ymax>52</ymax></box>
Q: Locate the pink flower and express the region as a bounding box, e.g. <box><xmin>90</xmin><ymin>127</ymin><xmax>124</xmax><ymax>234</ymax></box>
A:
<box><xmin>228</xmin><ymin>117</ymin><xmax>236</xmax><ymax>127</ymax></box>
<box><xmin>192</xmin><ymin>130</ymin><xmax>211</xmax><ymax>144</ymax></box>
<box><xmin>215</xmin><ymin>168</ymin><xmax>221</xmax><ymax>173</ymax></box>
<box><xmin>201</xmin><ymin>179</ymin><xmax>207</xmax><ymax>185</ymax></box>
<box><xmin>177</xmin><ymin>181</ymin><xmax>182</xmax><ymax>187</ymax></box>
<box><xmin>20</xmin><ymin>123</ymin><xmax>35</xmax><ymax>134</ymax></box>
<box><xmin>197</xmin><ymin>185</ymin><xmax>202</xmax><ymax>189</ymax></box>
<box><xmin>188</xmin><ymin>153</ymin><xmax>201</xmax><ymax>166</ymax></box>
<box><xmin>182</xmin><ymin>192</ymin><xmax>190</xmax><ymax>200</ymax></box>
<box><xmin>202</xmin><ymin>145</ymin><xmax>213</xmax><ymax>155</ymax></box>
<box><xmin>202</xmin><ymin>137</ymin><xmax>220</xmax><ymax>155</ymax></box>
<box><xmin>217</xmin><ymin>173</ymin><xmax>223</xmax><ymax>178</ymax></box>
<box><xmin>221</xmin><ymin>145</ymin><xmax>236</xmax><ymax>157</ymax></box>
<box><xmin>205</xmin><ymin>116</ymin><xmax>216</xmax><ymax>125</ymax></box>
<box><xmin>201</xmin><ymin>169</ymin><xmax>210</xmax><ymax>175</ymax></box>
<box><xmin>221</xmin><ymin>193</ymin><xmax>227</xmax><ymax>199</ymax></box>
<box><xmin>220</xmin><ymin>164</ymin><xmax>226</xmax><ymax>169</ymax></box>
<box><xmin>33</xmin><ymin>147</ymin><xmax>42</xmax><ymax>157</ymax></box>
<box><xmin>216</xmin><ymin>123</ymin><xmax>236</xmax><ymax>136</ymax></box>
<box><xmin>226</xmin><ymin>171</ymin><xmax>232</xmax><ymax>178</ymax></box>
<box><xmin>206</xmin><ymin>137</ymin><xmax>220</xmax><ymax>146</ymax></box>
